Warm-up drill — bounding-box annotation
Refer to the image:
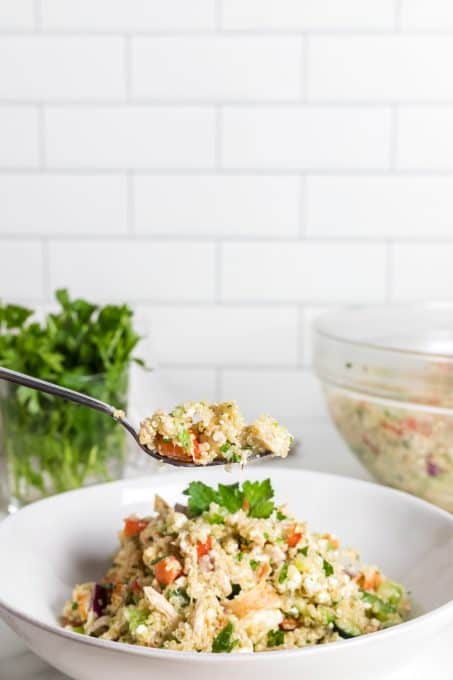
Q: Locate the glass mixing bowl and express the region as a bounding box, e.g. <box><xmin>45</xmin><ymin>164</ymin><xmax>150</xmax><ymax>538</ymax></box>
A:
<box><xmin>313</xmin><ymin>303</ymin><xmax>453</xmax><ymax>512</ymax></box>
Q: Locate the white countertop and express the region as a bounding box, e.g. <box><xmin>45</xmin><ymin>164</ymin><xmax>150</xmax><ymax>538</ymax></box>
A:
<box><xmin>1</xmin><ymin>421</ymin><xmax>451</xmax><ymax>679</ymax></box>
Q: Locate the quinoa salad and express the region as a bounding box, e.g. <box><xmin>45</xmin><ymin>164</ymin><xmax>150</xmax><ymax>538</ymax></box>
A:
<box><xmin>62</xmin><ymin>479</ymin><xmax>410</xmax><ymax>653</ymax></box>
<box><xmin>326</xmin><ymin>385</ymin><xmax>453</xmax><ymax>513</ymax></box>
<box><xmin>138</xmin><ymin>401</ymin><xmax>293</xmax><ymax>465</ymax></box>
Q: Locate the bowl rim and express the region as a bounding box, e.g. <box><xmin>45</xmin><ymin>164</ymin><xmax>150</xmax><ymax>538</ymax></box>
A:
<box><xmin>314</xmin><ymin>301</ymin><xmax>453</xmax><ymax>362</ymax></box>
<box><xmin>1</xmin><ymin>468</ymin><xmax>453</xmax><ymax>663</ymax></box>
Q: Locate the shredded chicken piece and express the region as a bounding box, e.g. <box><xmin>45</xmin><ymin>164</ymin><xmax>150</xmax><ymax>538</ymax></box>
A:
<box><xmin>143</xmin><ymin>586</ymin><xmax>179</xmax><ymax>625</ymax></box>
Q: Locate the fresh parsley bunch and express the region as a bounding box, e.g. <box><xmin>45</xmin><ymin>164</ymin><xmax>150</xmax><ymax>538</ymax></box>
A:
<box><xmin>0</xmin><ymin>289</ymin><xmax>145</xmax><ymax>504</ymax></box>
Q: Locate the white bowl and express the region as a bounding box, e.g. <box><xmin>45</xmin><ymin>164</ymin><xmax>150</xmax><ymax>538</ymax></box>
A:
<box><xmin>1</xmin><ymin>467</ymin><xmax>453</xmax><ymax>680</ymax></box>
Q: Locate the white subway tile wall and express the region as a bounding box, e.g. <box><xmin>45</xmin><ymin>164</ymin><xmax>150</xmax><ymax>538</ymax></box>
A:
<box><xmin>0</xmin><ymin>1</ymin><xmax>452</xmax><ymax>421</ymax></box>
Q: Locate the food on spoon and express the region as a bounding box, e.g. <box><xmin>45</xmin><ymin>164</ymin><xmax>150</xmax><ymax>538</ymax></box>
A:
<box><xmin>62</xmin><ymin>479</ymin><xmax>410</xmax><ymax>652</ymax></box>
<box><xmin>138</xmin><ymin>401</ymin><xmax>293</xmax><ymax>465</ymax></box>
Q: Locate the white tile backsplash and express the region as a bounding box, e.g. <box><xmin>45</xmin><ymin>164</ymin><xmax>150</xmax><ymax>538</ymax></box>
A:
<box><xmin>221</xmin><ymin>0</ymin><xmax>396</xmax><ymax>31</ymax></box>
<box><xmin>41</xmin><ymin>0</ymin><xmax>216</xmax><ymax>31</ymax></box>
<box><xmin>0</xmin><ymin>0</ymin><xmax>34</xmax><ymax>29</ymax></box>
<box><xmin>401</xmin><ymin>0</ymin><xmax>453</xmax><ymax>30</ymax></box>
<box><xmin>392</xmin><ymin>243</ymin><xmax>453</xmax><ymax>301</ymax></box>
<box><xmin>0</xmin><ymin>175</ymin><xmax>128</xmax><ymax>234</ymax></box>
<box><xmin>0</xmin><ymin>241</ymin><xmax>44</xmax><ymax>299</ymax></box>
<box><xmin>142</xmin><ymin>306</ymin><xmax>299</xmax><ymax>366</ymax></box>
<box><xmin>221</xmin><ymin>242</ymin><xmax>387</xmax><ymax>302</ymax></box>
<box><xmin>308</xmin><ymin>36</ymin><xmax>453</xmax><ymax>102</ymax></box>
<box><xmin>221</xmin><ymin>107</ymin><xmax>391</xmax><ymax>169</ymax></box>
<box><xmin>0</xmin><ymin>107</ymin><xmax>39</xmax><ymax>167</ymax></box>
<box><xmin>0</xmin><ymin>37</ymin><xmax>125</xmax><ymax>101</ymax></box>
<box><xmin>48</xmin><ymin>241</ymin><xmax>216</xmax><ymax>301</ymax></box>
<box><xmin>220</xmin><ymin>369</ymin><xmax>327</xmax><ymax>422</ymax></box>
<box><xmin>133</xmin><ymin>175</ymin><xmax>301</xmax><ymax>237</ymax></box>
<box><xmin>1</xmin><ymin>0</ymin><xmax>453</xmax><ymax>410</ymax></box>
<box><xmin>44</xmin><ymin>106</ymin><xmax>216</xmax><ymax>169</ymax></box>
<box><xmin>397</xmin><ymin>108</ymin><xmax>453</xmax><ymax>170</ymax></box>
<box><xmin>307</xmin><ymin>176</ymin><xmax>453</xmax><ymax>238</ymax></box>
<box><xmin>131</xmin><ymin>37</ymin><xmax>303</xmax><ymax>101</ymax></box>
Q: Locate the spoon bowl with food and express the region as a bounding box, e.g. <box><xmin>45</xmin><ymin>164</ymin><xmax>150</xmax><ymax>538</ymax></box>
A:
<box><xmin>0</xmin><ymin>367</ymin><xmax>293</xmax><ymax>467</ymax></box>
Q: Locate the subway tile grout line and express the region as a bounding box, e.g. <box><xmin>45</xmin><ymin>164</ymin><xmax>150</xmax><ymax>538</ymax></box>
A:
<box><xmin>395</xmin><ymin>0</ymin><xmax>404</xmax><ymax>32</ymax></box>
<box><xmin>1</xmin><ymin>234</ymin><xmax>453</xmax><ymax>245</ymax></box>
<box><xmin>215</xmin><ymin>0</ymin><xmax>222</xmax><ymax>31</ymax></box>
<box><xmin>33</xmin><ymin>0</ymin><xmax>42</xmax><ymax>31</ymax></box>
<box><xmin>3</xmin><ymin>28</ymin><xmax>453</xmax><ymax>37</ymax></box>
<box><xmin>3</xmin><ymin>99</ymin><xmax>453</xmax><ymax>108</ymax></box>
<box><xmin>124</xmin><ymin>35</ymin><xmax>132</xmax><ymax>98</ymax></box>
<box><xmin>5</xmin><ymin>167</ymin><xmax>453</xmax><ymax>177</ymax></box>
<box><xmin>0</xmin><ymin>99</ymin><xmax>424</xmax><ymax>107</ymax></box>
<box><xmin>37</xmin><ymin>105</ymin><xmax>46</xmax><ymax>168</ymax></box>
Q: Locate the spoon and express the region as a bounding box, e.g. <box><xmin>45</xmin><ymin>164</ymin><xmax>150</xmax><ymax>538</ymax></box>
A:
<box><xmin>0</xmin><ymin>366</ymin><xmax>273</xmax><ymax>468</ymax></box>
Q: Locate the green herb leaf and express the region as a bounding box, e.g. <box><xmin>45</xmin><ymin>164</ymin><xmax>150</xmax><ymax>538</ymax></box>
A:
<box><xmin>278</xmin><ymin>563</ymin><xmax>289</xmax><ymax>584</ymax></box>
<box><xmin>298</xmin><ymin>546</ymin><xmax>309</xmax><ymax>557</ymax></box>
<box><xmin>127</xmin><ymin>607</ymin><xmax>149</xmax><ymax>633</ymax></box>
<box><xmin>182</xmin><ymin>479</ymin><xmax>275</xmax><ymax>519</ymax></box>
<box><xmin>212</xmin><ymin>622</ymin><xmax>238</xmax><ymax>653</ymax></box>
<box><xmin>216</xmin><ymin>483</ymin><xmax>243</xmax><ymax>513</ymax></box>
<box><xmin>183</xmin><ymin>481</ymin><xmax>218</xmax><ymax>516</ymax></box>
<box><xmin>0</xmin><ymin>290</ymin><xmax>146</xmax><ymax>499</ymax></box>
<box><xmin>267</xmin><ymin>629</ymin><xmax>285</xmax><ymax>647</ymax></box>
<box><xmin>243</xmin><ymin>479</ymin><xmax>275</xmax><ymax>518</ymax></box>
<box><xmin>168</xmin><ymin>588</ymin><xmax>190</xmax><ymax>606</ymax></box>
<box><xmin>276</xmin><ymin>510</ymin><xmax>287</xmax><ymax>521</ymax></box>
<box><xmin>249</xmin><ymin>559</ymin><xmax>260</xmax><ymax>571</ymax></box>
<box><xmin>323</xmin><ymin>559</ymin><xmax>334</xmax><ymax>577</ymax></box>
<box><xmin>177</xmin><ymin>428</ymin><xmax>192</xmax><ymax>452</ymax></box>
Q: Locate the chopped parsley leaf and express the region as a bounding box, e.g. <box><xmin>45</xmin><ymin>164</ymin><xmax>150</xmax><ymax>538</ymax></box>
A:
<box><xmin>279</xmin><ymin>563</ymin><xmax>289</xmax><ymax>584</ymax></box>
<box><xmin>177</xmin><ymin>428</ymin><xmax>192</xmax><ymax>452</ymax></box>
<box><xmin>212</xmin><ymin>622</ymin><xmax>238</xmax><ymax>653</ymax></box>
<box><xmin>323</xmin><ymin>559</ymin><xmax>334</xmax><ymax>577</ymax></box>
<box><xmin>267</xmin><ymin>629</ymin><xmax>285</xmax><ymax>647</ymax></box>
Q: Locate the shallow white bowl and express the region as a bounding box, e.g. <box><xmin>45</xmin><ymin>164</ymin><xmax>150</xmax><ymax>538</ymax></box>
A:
<box><xmin>1</xmin><ymin>467</ymin><xmax>453</xmax><ymax>680</ymax></box>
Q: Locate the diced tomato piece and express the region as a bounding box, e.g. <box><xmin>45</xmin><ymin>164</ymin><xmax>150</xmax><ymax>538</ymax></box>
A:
<box><xmin>156</xmin><ymin>437</ymin><xmax>192</xmax><ymax>462</ymax></box>
<box><xmin>381</xmin><ymin>420</ymin><xmax>403</xmax><ymax>436</ymax></box>
<box><xmin>357</xmin><ymin>570</ymin><xmax>382</xmax><ymax>591</ymax></box>
<box><xmin>123</xmin><ymin>517</ymin><xmax>149</xmax><ymax>538</ymax></box>
<box><xmin>287</xmin><ymin>527</ymin><xmax>303</xmax><ymax>548</ymax></box>
<box><xmin>402</xmin><ymin>417</ymin><xmax>432</xmax><ymax>437</ymax></box>
<box><xmin>154</xmin><ymin>556</ymin><xmax>182</xmax><ymax>585</ymax></box>
<box><xmin>196</xmin><ymin>535</ymin><xmax>213</xmax><ymax>559</ymax></box>
<box><xmin>362</xmin><ymin>434</ymin><xmax>379</xmax><ymax>455</ymax></box>
<box><xmin>131</xmin><ymin>577</ymin><xmax>142</xmax><ymax>594</ymax></box>
<box><xmin>192</xmin><ymin>436</ymin><xmax>201</xmax><ymax>461</ymax></box>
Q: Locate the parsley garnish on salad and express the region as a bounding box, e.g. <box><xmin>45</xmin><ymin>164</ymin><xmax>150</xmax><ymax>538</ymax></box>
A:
<box><xmin>183</xmin><ymin>479</ymin><xmax>276</xmax><ymax>519</ymax></box>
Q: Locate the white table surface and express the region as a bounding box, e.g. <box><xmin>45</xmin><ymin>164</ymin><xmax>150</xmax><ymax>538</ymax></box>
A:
<box><xmin>0</xmin><ymin>420</ymin><xmax>451</xmax><ymax>679</ymax></box>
